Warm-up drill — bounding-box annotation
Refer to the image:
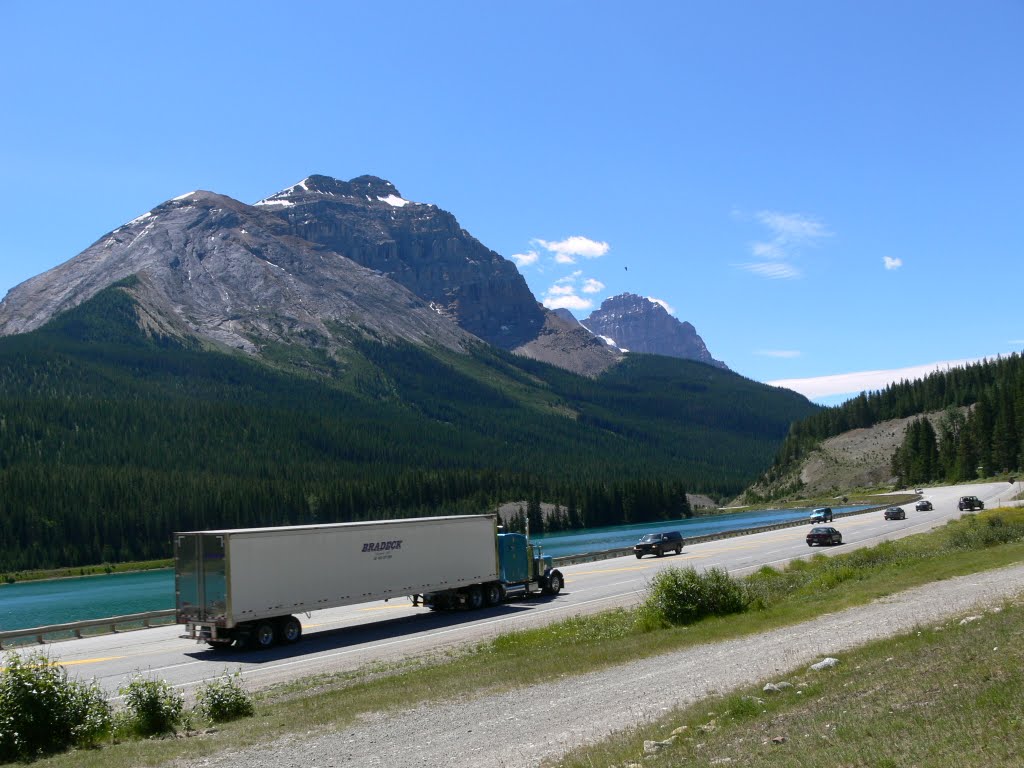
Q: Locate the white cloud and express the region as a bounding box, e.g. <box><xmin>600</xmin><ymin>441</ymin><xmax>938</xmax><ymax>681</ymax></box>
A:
<box><xmin>582</xmin><ymin>278</ymin><xmax>605</xmax><ymax>294</ymax></box>
<box><xmin>647</xmin><ymin>296</ymin><xmax>675</xmax><ymax>314</ymax></box>
<box><xmin>511</xmin><ymin>250</ymin><xmax>539</xmax><ymax>267</ymax></box>
<box><xmin>738</xmin><ymin>261</ymin><xmax>802</xmax><ymax>279</ymax></box>
<box><xmin>548</xmin><ymin>284</ymin><xmax>578</xmax><ymax>297</ymax></box>
<box><xmin>883</xmin><ymin>256</ymin><xmax>903</xmax><ymax>270</ymax></box>
<box><xmin>535</xmin><ymin>235</ymin><xmax>610</xmax><ymax>264</ymax></box>
<box><xmin>767</xmin><ymin>355</ymin><xmax>1001</xmax><ymax>401</ymax></box>
<box><xmin>543</xmin><ymin>293</ymin><xmax>593</xmax><ymax>311</ymax></box>
<box><xmin>757</xmin><ymin>349</ymin><xmax>801</xmax><ymax>358</ymax></box>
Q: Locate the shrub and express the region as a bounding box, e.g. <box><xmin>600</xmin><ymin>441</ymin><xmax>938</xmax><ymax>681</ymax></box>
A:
<box><xmin>641</xmin><ymin>566</ymin><xmax>749</xmax><ymax>627</ymax></box>
<box><xmin>118</xmin><ymin>673</ymin><xmax>184</xmax><ymax>736</ymax></box>
<box><xmin>196</xmin><ymin>671</ymin><xmax>255</xmax><ymax>723</ymax></box>
<box><xmin>0</xmin><ymin>651</ymin><xmax>111</xmax><ymax>761</ymax></box>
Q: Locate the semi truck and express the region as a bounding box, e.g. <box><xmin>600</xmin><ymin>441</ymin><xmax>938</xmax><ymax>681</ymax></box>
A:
<box><xmin>174</xmin><ymin>514</ymin><xmax>564</xmax><ymax>649</ymax></box>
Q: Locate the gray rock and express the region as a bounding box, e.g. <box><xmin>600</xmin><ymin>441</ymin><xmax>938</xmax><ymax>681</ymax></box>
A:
<box><xmin>809</xmin><ymin>657</ymin><xmax>840</xmax><ymax>671</ymax></box>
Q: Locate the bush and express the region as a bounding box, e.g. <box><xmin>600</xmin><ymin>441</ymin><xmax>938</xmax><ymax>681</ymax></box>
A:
<box><xmin>946</xmin><ymin>514</ymin><xmax>1024</xmax><ymax>550</ymax></box>
<box><xmin>0</xmin><ymin>651</ymin><xmax>111</xmax><ymax>761</ymax></box>
<box><xmin>640</xmin><ymin>566</ymin><xmax>749</xmax><ymax>627</ymax></box>
<box><xmin>118</xmin><ymin>673</ymin><xmax>184</xmax><ymax>736</ymax></box>
<box><xmin>196</xmin><ymin>671</ymin><xmax>255</xmax><ymax>723</ymax></box>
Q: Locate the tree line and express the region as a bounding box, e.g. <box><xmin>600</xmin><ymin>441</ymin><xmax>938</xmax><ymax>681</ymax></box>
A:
<box><xmin>0</xmin><ymin>285</ymin><xmax>815</xmax><ymax>571</ymax></box>
<box><xmin>761</xmin><ymin>353</ymin><xmax>1024</xmax><ymax>491</ymax></box>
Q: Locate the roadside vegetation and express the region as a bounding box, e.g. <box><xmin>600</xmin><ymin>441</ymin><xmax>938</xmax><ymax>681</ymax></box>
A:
<box><xmin>554</xmin><ymin>599</ymin><xmax>1024</xmax><ymax>768</ymax></box>
<box><xmin>5</xmin><ymin>508</ymin><xmax>1024</xmax><ymax>767</ymax></box>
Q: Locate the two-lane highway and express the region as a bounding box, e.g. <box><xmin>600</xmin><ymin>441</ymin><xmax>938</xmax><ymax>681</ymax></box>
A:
<box><xmin>10</xmin><ymin>481</ymin><xmax>1020</xmax><ymax>700</ymax></box>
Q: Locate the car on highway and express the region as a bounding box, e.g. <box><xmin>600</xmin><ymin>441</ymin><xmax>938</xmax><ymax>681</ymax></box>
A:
<box><xmin>958</xmin><ymin>495</ymin><xmax>985</xmax><ymax>511</ymax></box>
<box><xmin>915</xmin><ymin>500</ymin><xmax>933</xmax><ymax>511</ymax></box>
<box><xmin>884</xmin><ymin>506</ymin><xmax>906</xmax><ymax>520</ymax></box>
<box><xmin>634</xmin><ymin>530</ymin><xmax>684</xmax><ymax>558</ymax></box>
<box><xmin>806</xmin><ymin>526</ymin><xmax>843</xmax><ymax>546</ymax></box>
<box><xmin>809</xmin><ymin>507</ymin><xmax>834</xmax><ymax>523</ymax></box>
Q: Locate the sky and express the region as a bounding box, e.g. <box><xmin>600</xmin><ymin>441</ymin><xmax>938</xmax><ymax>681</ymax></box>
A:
<box><xmin>2</xmin><ymin>2</ymin><xmax>1022</xmax><ymax>405</ymax></box>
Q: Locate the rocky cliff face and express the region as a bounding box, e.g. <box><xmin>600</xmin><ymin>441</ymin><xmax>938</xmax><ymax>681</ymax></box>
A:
<box><xmin>0</xmin><ymin>189</ymin><xmax>473</xmax><ymax>356</ymax></box>
<box><xmin>0</xmin><ymin>175</ymin><xmax>619</xmax><ymax>376</ymax></box>
<box><xmin>255</xmin><ymin>175</ymin><xmax>546</xmax><ymax>350</ymax></box>
<box><xmin>582</xmin><ymin>293</ymin><xmax>727</xmax><ymax>369</ymax></box>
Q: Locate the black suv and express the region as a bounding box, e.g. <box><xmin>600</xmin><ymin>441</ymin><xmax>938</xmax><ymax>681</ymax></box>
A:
<box><xmin>958</xmin><ymin>495</ymin><xmax>984</xmax><ymax>511</ymax></box>
<box><xmin>634</xmin><ymin>531</ymin><xmax>684</xmax><ymax>558</ymax></box>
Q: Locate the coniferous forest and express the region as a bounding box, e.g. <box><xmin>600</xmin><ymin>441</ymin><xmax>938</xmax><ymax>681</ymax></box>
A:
<box><xmin>760</xmin><ymin>354</ymin><xmax>1024</xmax><ymax>492</ymax></box>
<box><xmin>0</xmin><ymin>287</ymin><xmax>818</xmax><ymax>571</ymax></box>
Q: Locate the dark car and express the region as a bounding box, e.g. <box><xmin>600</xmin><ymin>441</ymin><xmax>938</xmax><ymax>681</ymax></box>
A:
<box><xmin>806</xmin><ymin>526</ymin><xmax>842</xmax><ymax>547</ymax></box>
<box><xmin>884</xmin><ymin>506</ymin><xmax>906</xmax><ymax>520</ymax></box>
<box><xmin>915</xmin><ymin>500</ymin><xmax>933</xmax><ymax>511</ymax></box>
<box><xmin>958</xmin><ymin>495</ymin><xmax>984</xmax><ymax>511</ymax></box>
<box><xmin>634</xmin><ymin>531</ymin><xmax>684</xmax><ymax>558</ymax></box>
<box><xmin>809</xmin><ymin>507</ymin><xmax>834</xmax><ymax>523</ymax></box>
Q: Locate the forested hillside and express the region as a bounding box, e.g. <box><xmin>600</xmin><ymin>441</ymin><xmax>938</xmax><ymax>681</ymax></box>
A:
<box><xmin>0</xmin><ymin>286</ymin><xmax>817</xmax><ymax>571</ymax></box>
<box><xmin>757</xmin><ymin>354</ymin><xmax>1024</xmax><ymax>496</ymax></box>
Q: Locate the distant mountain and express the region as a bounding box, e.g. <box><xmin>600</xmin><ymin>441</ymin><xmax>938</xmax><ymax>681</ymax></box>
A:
<box><xmin>0</xmin><ymin>175</ymin><xmax>618</xmax><ymax>376</ymax></box>
<box><xmin>582</xmin><ymin>293</ymin><xmax>728</xmax><ymax>369</ymax></box>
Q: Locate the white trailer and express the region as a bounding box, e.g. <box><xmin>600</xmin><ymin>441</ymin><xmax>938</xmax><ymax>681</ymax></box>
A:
<box><xmin>176</xmin><ymin>514</ymin><xmax>564</xmax><ymax>649</ymax></box>
<box><xmin>175</xmin><ymin>514</ymin><xmax>506</xmax><ymax>649</ymax></box>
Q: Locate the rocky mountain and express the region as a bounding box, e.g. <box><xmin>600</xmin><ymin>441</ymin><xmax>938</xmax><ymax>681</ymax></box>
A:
<box><xmin>582</xmin><ymin>293</ymin><xmax>728</xmax><ymax>369</ymax></box>
<box><xmin>0</xmin><ymin>175</ymin><xmax>618</xmax><ymax>375</ymax></box>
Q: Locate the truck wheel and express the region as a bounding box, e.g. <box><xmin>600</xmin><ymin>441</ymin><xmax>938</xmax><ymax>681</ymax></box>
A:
<box><xmin>466</xmin><ymin>586</ymin><xmax>484</xmax><ymax>610</ymax></box>
<box><xmin>635</xmin><ymin>553</ymin><xmax>643</xmax><ymax>559</ymax></box>
<box><xmin>484</xmin><ymin>584</ymin><xmax>504</xmax><ymax>606</ymax></box>
<box><xmin>279</xmin><ymin>616</ymin><xmax>302</xmax><ymax>644</ymax></box>
<box><xmin>675</xmin><ymin>545</ymin><xmax>682</xmax><ymax>555</ymax></box>
<box><xmin>251</xmin><ymin>621</ymin><xmax>276</xmax><ymax>649</ymax></box>
<box><xmin>543</xmin><ymin>573</ymin><xmax>563</xmax><ymax>595</ymax></box>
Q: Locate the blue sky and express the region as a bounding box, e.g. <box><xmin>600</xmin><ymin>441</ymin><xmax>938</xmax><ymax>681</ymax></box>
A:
<box><xmin>2</xmin><ymin>2</ymin><xmax>1022</xmax><ymax>404</ymax></box>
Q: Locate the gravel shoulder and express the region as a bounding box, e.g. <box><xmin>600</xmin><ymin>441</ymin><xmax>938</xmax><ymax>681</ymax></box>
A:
<box><xmin>188</xmin><ymin>562</ymin><xmax>1024</xmax><ymax>768</ymax></box>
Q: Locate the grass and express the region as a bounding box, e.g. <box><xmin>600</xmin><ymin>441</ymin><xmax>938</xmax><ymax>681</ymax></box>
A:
<box><xmin>553</xmin><ymin>601</ymin><xmax>1024</xmax><ymax>767</ymax></box>
<box><xmin>17</xmin><ymin>508</ymin><xmax>1024</xmax><ymax>768</ymax></box>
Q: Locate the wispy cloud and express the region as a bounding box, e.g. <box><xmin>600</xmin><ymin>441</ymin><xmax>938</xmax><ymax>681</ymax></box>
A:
<box><xmin>738</xmin><ymin>261</ymin><xmax>802</xmax><ymax>280</ymax></box>
<box><xmin>735</xmin><ymin>209</ymin><xmax>830</xmax><ymax>280</ymax></box>
<box><xmin>757</xmin><ymin>349</ymin><xmax>801</xmax><ymax>358</ymax></box>
<box><xmin>883</xmin><ymin>256</ymin><xmax>903</xmax><ymax>270</ymax></box>
<box><xmin>582</xmin><ymin>278</ymin><xmax>605</xmax><ymax>294</ymax></box>
<box><xmin>768</xmin><ymin>355</ymin><xmax>1002</xmax><ymax>401</ymax></box>
<box><xmin>534</xmin><ymin>235</ymin><xmax>610</xmax><ymax>265</ymax></box>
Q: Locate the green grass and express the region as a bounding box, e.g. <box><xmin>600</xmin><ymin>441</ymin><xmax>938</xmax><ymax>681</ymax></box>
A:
<box><xmin>18</xmin><ymin>509</ymin><xmax>1024</xmax><ymax>768</ymax></box>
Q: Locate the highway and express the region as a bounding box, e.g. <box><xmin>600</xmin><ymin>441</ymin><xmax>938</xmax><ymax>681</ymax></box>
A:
<box><xmin>10</xmin><ymin>480</ymin><xmax>1020</xmax><ymax>700</ymax></box>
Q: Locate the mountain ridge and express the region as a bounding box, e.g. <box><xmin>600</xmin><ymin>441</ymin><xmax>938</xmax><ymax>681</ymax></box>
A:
<box><xmin>0</xmin><ymin>174</ymin><xmax>620</xmax><ymax>376</ymax></box>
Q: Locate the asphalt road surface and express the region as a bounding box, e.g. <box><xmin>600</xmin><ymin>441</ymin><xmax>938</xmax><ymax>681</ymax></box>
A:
<box><xmin>11</xmin><ymin>480</ymin><xmax>1020</xmax><ymax>701</ymax></box>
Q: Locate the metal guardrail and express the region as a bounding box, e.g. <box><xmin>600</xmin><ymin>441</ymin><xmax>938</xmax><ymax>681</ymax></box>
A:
<box><xmin>3</xmin><ymin>506</ymin><xmax>891</xmax><ymax>649</ymax></box>
<box><xmin>0</xmin><ymin>610</ymin><xmax>176</xmax><ymax>649</ymax></box>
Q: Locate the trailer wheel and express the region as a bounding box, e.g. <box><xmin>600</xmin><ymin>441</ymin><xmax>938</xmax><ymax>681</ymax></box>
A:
<box><xmin>543</xmin><ymin>573</ymin><xmax>563</xmax><ymax>595</ymax></box>
<box><xmin>465</xmin><ymin>586</ymin><xmax>484</xmax><ymax>610</ymax></box>
<box><xmin>484</xmin><ymin>584</ymin><xmax>504</xmax><ymax>606</ymax></box>
<box><xmin>251</xmin><ymin>621</ymin><xmax>277</xmax><ymax>649</ymax></box>
<box><xmin>279</xmin><ymin>616</ymin><xmax>302</xmax><ymax>644</ymax></box>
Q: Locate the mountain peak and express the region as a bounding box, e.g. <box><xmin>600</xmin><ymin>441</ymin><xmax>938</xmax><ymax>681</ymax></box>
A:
<box><xmin>255</xmin><ymin>174</ymin><xmax>417</xmax><ymax>208</ymax></box>
<box><xmin>583</xmin><ymin>293</ymin><xmax>728</xmax><ymax>369</ymax></box>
